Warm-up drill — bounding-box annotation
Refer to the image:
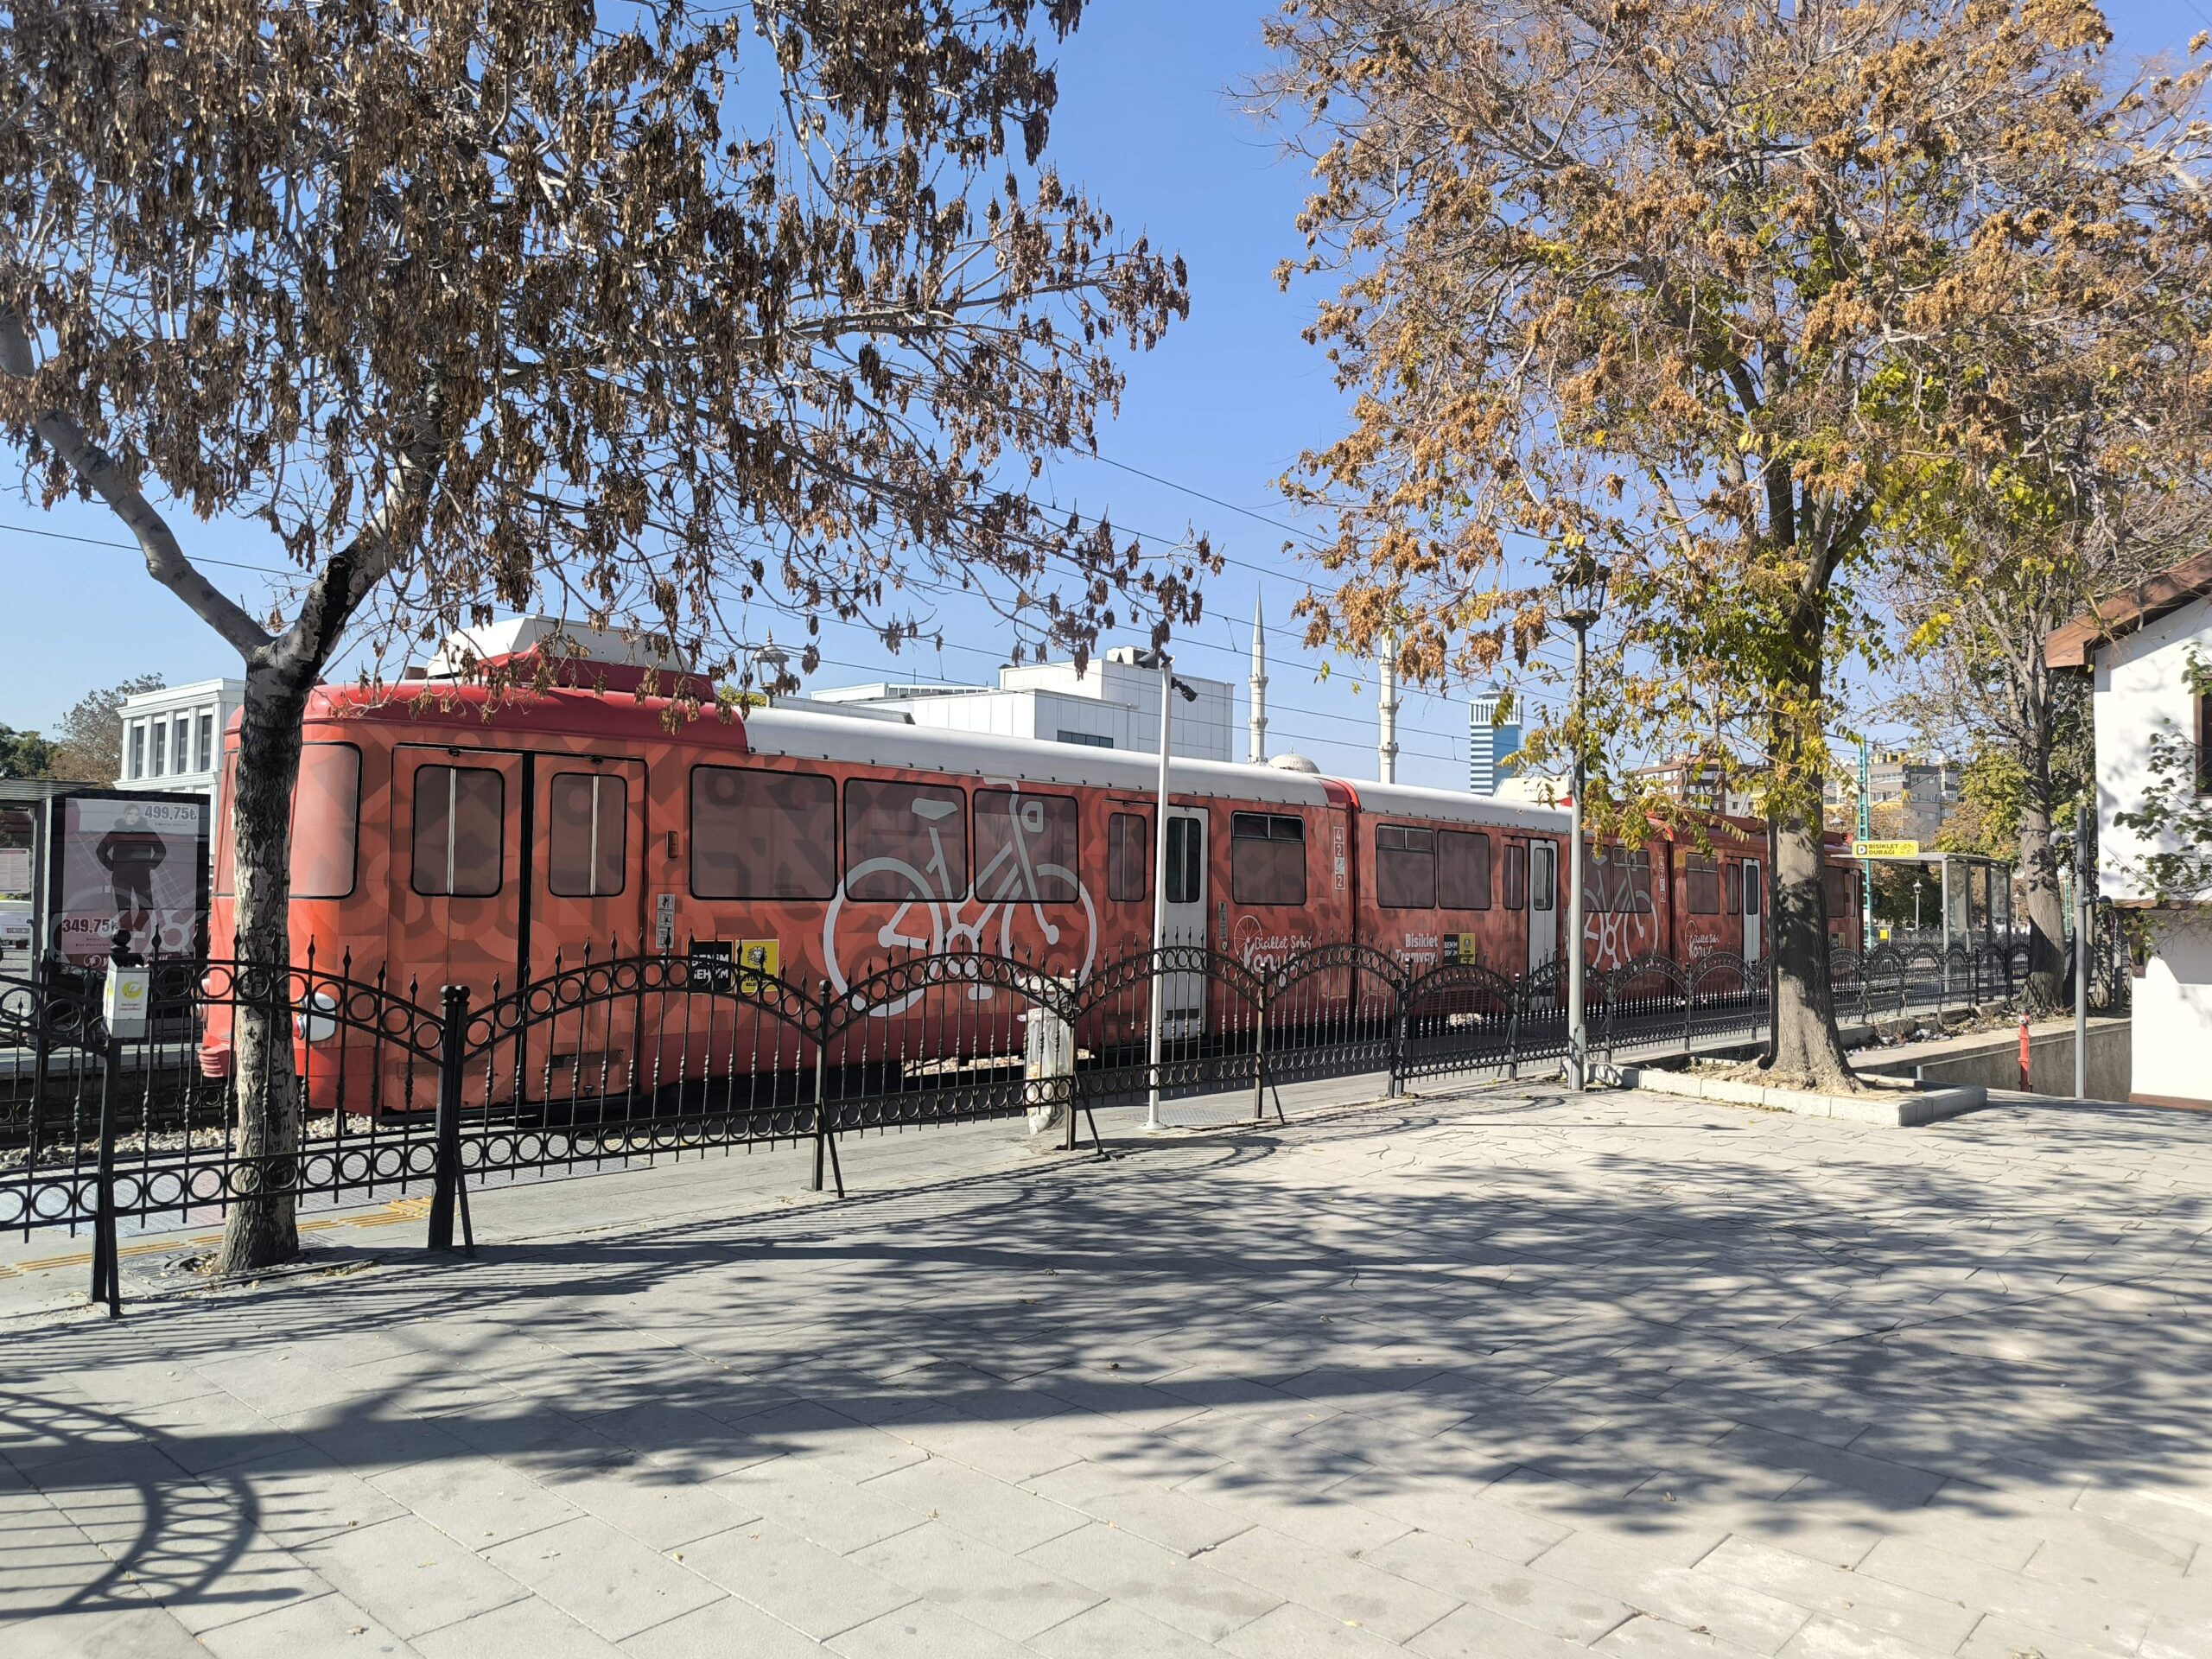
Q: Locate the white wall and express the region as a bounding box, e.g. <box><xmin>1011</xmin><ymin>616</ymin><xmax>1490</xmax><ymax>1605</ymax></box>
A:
<box><xmin>2095</xmin><ymin>601</ymin><xmax>2212</xmax><ymax>902</ymax></box>
<box><xmin>816</xmin><ymin>657</ymin><xmax>1236</xmax><ymax>760</ymax></box>
<box><xmin>2133</xmin><ymin>912</ymin><xmax>2212</xmax><ymax>1103</ymax></box>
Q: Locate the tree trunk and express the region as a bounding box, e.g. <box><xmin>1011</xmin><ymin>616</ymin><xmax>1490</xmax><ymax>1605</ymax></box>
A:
<box><xmin>2014</xmin><ymin>665</ymin><xmax>2065</xmax><ymax>1014</ymax></box>
<box><xmin>213</xmin><ymin>661</ymin><xmax>316</xmax><ymax>1274</ymax></box>
<box><xmin>2017</xmin><ymin>785</ymin><xmax>2065</xmax><ymax>1014</ymax></box>
<box><xmin>1762</xmin><ymin>607</ymin><xmax>1857</xmax><ymax>1090</ymax></box>
<box><xmin>1767</xmin><ymin>795</ymin><xmax>1855</xmax><ymax>1089</ymax></box>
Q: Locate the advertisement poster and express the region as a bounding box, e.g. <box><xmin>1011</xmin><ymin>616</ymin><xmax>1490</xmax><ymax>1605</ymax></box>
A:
<box><xmin>52</xmin><ymin>796</ymin><xmax>207</xmax><ymax>968</ymax></box>
<box><xmin>0</xmin><ymin>808</ymin><xmax>34</xmax><ymax>980</ymax></box>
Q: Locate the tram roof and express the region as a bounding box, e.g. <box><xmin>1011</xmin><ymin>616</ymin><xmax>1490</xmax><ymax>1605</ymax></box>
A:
<box><xmin>298</xmin><ymin>681</ymin><xmax>1587</xmax><ymax>831</ymax></box>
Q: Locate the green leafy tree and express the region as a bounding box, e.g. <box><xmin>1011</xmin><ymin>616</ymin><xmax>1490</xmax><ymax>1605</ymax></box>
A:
<box><xmin>1259</xmin><ymin>0</ymin><xmax>2212</xmax><ymax>1084</ymax></box>
<box><xmin>47</xmin><ymin>673</ymin><xmax>166</xmax><ymax>785</ymax></box>
<box><xmin>0</xmin><ymin>724</ymin><xmax>55</xmax><ymax>779</ymax></box>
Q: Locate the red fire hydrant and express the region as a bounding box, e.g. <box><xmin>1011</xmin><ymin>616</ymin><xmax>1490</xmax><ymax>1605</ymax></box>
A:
<box><xmin>2018</xmin><ymin>1013</ymin><xmax>2031</xmax><ymax>1093</ymax></box>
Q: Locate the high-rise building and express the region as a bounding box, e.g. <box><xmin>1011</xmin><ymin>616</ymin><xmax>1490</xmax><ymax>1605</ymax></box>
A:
<box><xmin>1822</xmin><ymin>748</ymin><xmax>1961</xmax><ymax>844</ymax></box>
<box><xmin>1467</xmin><ymin>689</ymin><xmax>1522</xmax><ymax>796</ymax></box>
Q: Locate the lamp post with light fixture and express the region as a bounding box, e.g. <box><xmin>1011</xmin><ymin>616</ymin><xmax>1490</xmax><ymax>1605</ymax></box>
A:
<box><xmin>1552</xmin><ymin>555</ymin><xmax>1610</xmax><ymax>1091</ymax></box>
<box><xmin>1132</xmin><ymin>648</ymin><xmax>1198</xmax><ymax>1130</ymax></box>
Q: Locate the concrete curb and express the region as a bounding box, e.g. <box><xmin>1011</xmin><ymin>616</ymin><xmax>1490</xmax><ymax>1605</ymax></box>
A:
<box><xmin>1616</xmin><ymin>1065</ymin><xmax>1986</xmax><ymax>1127</ymax></box>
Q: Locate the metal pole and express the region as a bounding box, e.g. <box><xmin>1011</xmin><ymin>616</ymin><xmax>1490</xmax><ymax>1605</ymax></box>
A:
<box><xmin>427</xmin><ymin>984</ymin><xmax>468</xmax><ymax>1252</ymax></box>
<box><xmin>1857</xmin><ymin>739</ymin><xmax>1872</xmax><ymax>950</ymax></box>
<box><xmin>1147</xmin><ymin>653</ymin><xmax>1173</xmax><ymax>1131</ymax></box>
<box><xmin>811</xmin><ymin>979</ymin><xmax>830</xmax><ymax>1191</ymax></box>
<box><xmin>1567</xmin><ymin>621</ymin><xmax>1588</xmax><ymax>1090</ymax></box>
<box><xmin>92</xmin><ymin>1036</ymin><xmax>120</xmax><ymax>1317</ymax></box>
<box><xmin>1941</xmin><ymin>856</ymin><xmax>1954</xmax><ymax>1007</ymax></box>
<box><xmin>1764</xmin><ymin>817</ymin><xmax>1779</xmax><ymax>1064</ymax></box>
<box><xmin>2075</xmin><ymin>799</ymin><xmax>2089</xmax><ymax>1101</ymax></box>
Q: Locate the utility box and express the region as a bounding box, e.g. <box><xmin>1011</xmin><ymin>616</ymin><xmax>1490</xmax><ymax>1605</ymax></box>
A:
<box><xmin>1022</xmin><ymin>983</ymin><xmax>1077</xmax><ymax>1138</ymax></box>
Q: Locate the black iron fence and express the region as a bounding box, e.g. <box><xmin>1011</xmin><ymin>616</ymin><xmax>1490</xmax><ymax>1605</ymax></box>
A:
<box><xmin>2</xmin><ymin>934</ymin><xmax>2046</xmax><ymax>1311</ymax></box>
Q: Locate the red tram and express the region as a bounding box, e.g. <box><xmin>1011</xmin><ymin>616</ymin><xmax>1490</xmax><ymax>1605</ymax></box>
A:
<box><xmin>202</xmin><ymin>647</ymin><xmax>1862</xmax><ymax>1107</ymax></box>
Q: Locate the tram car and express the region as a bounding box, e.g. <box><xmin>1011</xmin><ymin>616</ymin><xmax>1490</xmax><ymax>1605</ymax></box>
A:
<box><xmin>199</xmin><ymin>641</ymin><xmax>1862</xmax><ymax>1113</ymax></box>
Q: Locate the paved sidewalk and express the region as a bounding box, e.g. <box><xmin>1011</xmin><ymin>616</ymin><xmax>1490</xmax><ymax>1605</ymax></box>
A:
<box><xmin>8</xmin><ymin>1084</ymin><xmax>2212</xmax><ymax>1658</ymax></box>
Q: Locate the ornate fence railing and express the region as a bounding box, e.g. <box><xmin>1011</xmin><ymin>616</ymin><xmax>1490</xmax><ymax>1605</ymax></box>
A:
<box><xmin>0</xmin><ymin>932</ymin><xmax>2059</xmax><ymax>1311</ymax></box>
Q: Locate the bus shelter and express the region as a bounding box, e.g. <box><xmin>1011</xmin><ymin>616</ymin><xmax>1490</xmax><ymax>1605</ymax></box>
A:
<box><xmin>1856</xmin><ymin>849</ymin><xmax>2014</xmax><ymax>952</ymax></box>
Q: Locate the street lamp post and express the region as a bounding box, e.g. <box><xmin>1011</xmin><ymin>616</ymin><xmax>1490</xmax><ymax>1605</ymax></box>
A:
<box><xmin>2075</xmin><ymin>799</ymin><xmax>2090</xmax><ymax>1102</ymax></box>
<box><xmin>1137</xmin><ymin>649</ymin><xmax>1198</xmax><ymax>1131</ymax></box>
<box><xmin>1552</xmin><ymin>555</ymin><xmax>1609</xmax><ymax>1091</ymax></box>
<box><xmin>1913</xmin><ymin>878</ymin><xmax>1923</xmax><ymax>938</ymax></box>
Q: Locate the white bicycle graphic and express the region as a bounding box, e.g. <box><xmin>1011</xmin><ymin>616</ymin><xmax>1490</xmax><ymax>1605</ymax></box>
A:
<box><xmin>823</xmin><ymin>791</ymin><xmax>1098</xmax><ymax>1014</ymax></box>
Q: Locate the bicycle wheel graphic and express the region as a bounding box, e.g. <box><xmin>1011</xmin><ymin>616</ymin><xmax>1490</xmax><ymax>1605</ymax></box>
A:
<box><xmin>823</xmin><ymin>858</ymin><xmax>946</xmax><ymax>1012</ymax></box>
<box><xmin>992</xmin><ymin>865</ymin><xmax>1099</xmax><ymax>984</ymax></box>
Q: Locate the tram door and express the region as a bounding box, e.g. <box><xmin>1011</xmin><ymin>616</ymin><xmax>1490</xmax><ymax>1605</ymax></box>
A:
<box><xmin>1162</xmin><ymin>808</ymin><xmax>1207</xmax><ymax>1037</ymax></box>
<box><xmin>391</xmin><ymin>746</ymin><xmax>525</xmax><ymax>998</ymax></box>
<box><xmin>1527</xmin><ymin>840</ymin><xmax>1560</xmax><ymax>976</ymax></box>
<box><xmin>527</xmin><ymin>756</ymin><xmax>648</xmax><ymax>974</ymax></box>
<box><xmin>1743</xmin><ymin>859</ymin><xmax>1764</xmax><ymax>963</ymax></box>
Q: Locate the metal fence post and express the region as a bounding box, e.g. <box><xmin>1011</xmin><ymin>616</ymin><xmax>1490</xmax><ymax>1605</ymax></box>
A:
<box><xmin>1601</xmin><ymin>975</ymin><xmax>1617</xmax><ymax>1071</ymax></box>
<box><xmin>1389</xmin><ymin>976</ymin><xmax>1408</xmax><ymax>1099</ymax></box>
<box><xmin>1253</xmin><ymin>995</ymin><xmax>1269</xmax><ymax>1123</ymax></box>
<box><xmin>89</xmin><ymin>1035</ymin><xmax>121</xmax><ymax>1317</ymax></box>
<box><xmin>427</xmin><ymin>984</ymin><xmax>470</xmax><ymax>1254</ymax></box>
<box><xmin>810</xmin><ymin>979</ymin><xmax>831</xmax><ymax>1194</ymax></box>
<box><xmin>1505</xmin><ymin>983</ymin><xmax>1521</xmax><ymax>1083</ymax></box>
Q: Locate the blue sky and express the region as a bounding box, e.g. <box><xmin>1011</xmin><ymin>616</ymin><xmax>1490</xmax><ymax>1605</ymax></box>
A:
<box><xmin>3</xmin><ymin>0</ymin><xmax>2205</xmax><ymax>790</ymax></box>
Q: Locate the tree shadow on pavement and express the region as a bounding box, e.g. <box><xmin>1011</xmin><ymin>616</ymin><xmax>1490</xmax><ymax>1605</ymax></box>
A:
<box><xmin>5</xmin><ymin>1087</ymin><xmax>2212</xmax><ymax>1631</ymax></box>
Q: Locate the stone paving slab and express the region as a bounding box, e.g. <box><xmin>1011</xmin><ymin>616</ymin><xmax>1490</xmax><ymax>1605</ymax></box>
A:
<box><xmin>6</xmin><ymin>1082</ymin><xmax>2212</xmax><ymax>1656</ymax></box>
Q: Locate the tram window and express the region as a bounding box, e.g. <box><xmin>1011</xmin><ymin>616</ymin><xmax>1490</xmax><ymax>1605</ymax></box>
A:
<box><xmin>1583</xmin><ymin>843</ymin><xmax>1652</xmax><ymax>914</ymax></box>
<box><xmin>1821</xmin><ymin>864</ymin><xmax>1857</xmax><ymax>919</ymax></box>
<box><xmin>290</xmin><ymin>743</ymin><xmax>360</xmax><ymax>899</ymax></box>
<box><xmin>1376</xmin><ymin>823</ymin><xmax>1436</xmax><ymax>909</ymax></box>
<box><xmin>1687</xmin><ymin>856</ymin><xmax>1722</xmax><ymax>915</ymax></box>
<box><xmin>691</xmin><ymin>766</ymin><xmax>836</xmax><ymax>899</ymax></box>
<box><xmin>411</xmin><ymin>765</ymin><xmax>505</xmax><ymax>898</ymax></box>
<box><xmin>1745</xmin><ymin>863</ymin><xmax>1763</xmax><ymax>916</ymax></box>
<box><xmin>1503</xmin><ymin>842</ymin><xmax>1527</xmax><ymax>911</ymax></box>
<box><xmin>1108</xmin><ymin>812</ymin><xmax>1148</xmax><ymax>903</ymax></box>
<box><xmin>548</xmin><ymin>772</ymin><xmax>627</xmax><ymax>898</ymax></box>
<box><xmin>844</xmin><ymin>779</ymin><xmax>968</xmax><ymax>901</ymax></box>
<box><xmin>1725</xmin><ymin>861</ymin><xmax>1743</xmax><ymax>916</ymax></box>
<box><xmin>1166</xmin><ymin>817</ymin><xmax>1204</xmax><ymax>904</ymax></box>
<box><xmin>974</xmin><ymin>790</ymin><xmax>1077</xmax><ymax>902</ymax></box>
<box><xmin>1438</xmin><ymin>830</ymin><xmax>1491</xmax><ymax>910</ymax></box>
<box><xmin>1230</xmin><ymin>811</ymin><xmax>1306</xmax><ymax>906</ymax></box>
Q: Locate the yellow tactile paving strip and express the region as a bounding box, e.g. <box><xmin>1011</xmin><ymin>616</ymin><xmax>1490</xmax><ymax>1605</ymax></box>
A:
<box><xmin>0</xmin><ymin>1194</ymin><xmax>432</xmax><ymax>1278</ymax></box>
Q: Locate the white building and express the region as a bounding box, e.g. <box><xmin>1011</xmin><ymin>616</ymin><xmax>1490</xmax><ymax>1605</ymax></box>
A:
<box><xmin>810</xmin><ymin>648</ymin><xmax>1236</xmax><ymax>761</ymax></box>
<box><xmin>116</xmin><ymin>679</ymin><xmax>243</xmax><ymax>860</ymax></box>
<box><xmin>2049</xmin><ymin>552</ymin><xmax>2212</xmax><ymax>1108</ymax></box>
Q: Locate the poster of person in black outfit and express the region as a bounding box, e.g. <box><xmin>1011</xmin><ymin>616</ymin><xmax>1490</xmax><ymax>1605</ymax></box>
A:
<box><xmin>54</xmin><ymin>796</ymin><xmax>207</xmax><ymax>968</ymax></box>
<box><xmin>96</xmin><ymin>804</ymin><xmax>167</xmax><ymax>935</ymax></box>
